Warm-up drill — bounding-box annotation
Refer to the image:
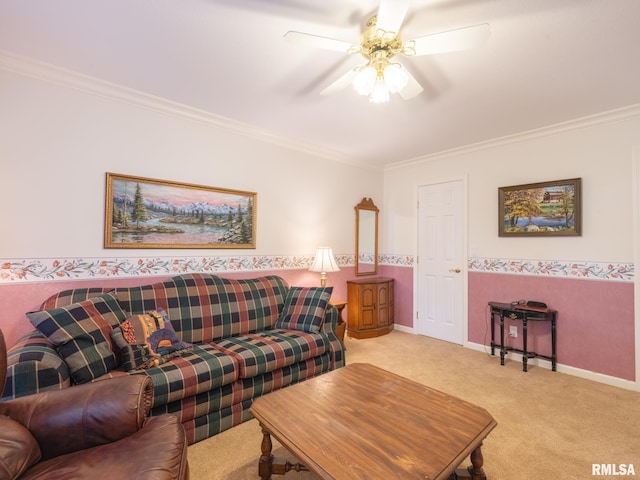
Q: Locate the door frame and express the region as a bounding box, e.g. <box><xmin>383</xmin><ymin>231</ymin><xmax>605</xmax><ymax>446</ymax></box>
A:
<box><xmin>632</xmin><ymin>146</ymin><xmax>640</xmax><ymax>391</ymax></box>
<box><xmin>413</xmin><ymin>175</ymin><xmax>469</xmax><ymax>346</ymax></box>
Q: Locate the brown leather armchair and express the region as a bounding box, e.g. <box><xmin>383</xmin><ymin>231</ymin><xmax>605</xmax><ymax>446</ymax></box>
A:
<box><xmin>0</xmin><ymin>329</ymin><xmax>189</xmax><ymax>479</ymax></box>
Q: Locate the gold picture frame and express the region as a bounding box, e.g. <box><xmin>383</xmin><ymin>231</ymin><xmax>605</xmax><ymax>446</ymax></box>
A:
<box><xmin>105</xmin><ymin>173</ymin><xmax>256</xmax><ymax>248</ymax></box>
<box><xmin>498</xmin><ymin>178</ymin><xmax>581</xmax><ymax>237</ymax></box>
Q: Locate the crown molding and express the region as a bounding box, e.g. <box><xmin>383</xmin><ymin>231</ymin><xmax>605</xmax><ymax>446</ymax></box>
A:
<box><xmin>0</xmin><ymin>50</ymin><xmax>380</xmax><ymax>173</ymax></box>
<box><xmin>5</xmin><ymin>49</ymin><xmax>636</xmax><ymax>175</ymax></box>
<box><xmin>387</xmin><ymin>103</ymin><xmax>640</xmax><ymax>171</ymax></box>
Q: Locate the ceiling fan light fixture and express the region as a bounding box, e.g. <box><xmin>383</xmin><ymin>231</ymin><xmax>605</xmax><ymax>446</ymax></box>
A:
<box><xmin>369</xmin><ymin>76</ymin><xmax>390</xmax><ymax>103</ymax></box>
<box><xmin>284</xmin><ymin>0</ymin><xmax>490</xmax><ymax>104</ymax></box>
<box><xmin>353</xmin><ymin>66</ymin><xmax>377</xmax><ymax>96</ymax></box>
<box><xmin>383</xmin><ymin>63</ymin><xmax>409</xmax><ymax>93</ymax></box>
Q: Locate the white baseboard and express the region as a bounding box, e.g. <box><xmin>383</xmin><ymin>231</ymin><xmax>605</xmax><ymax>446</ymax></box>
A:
<box><xmin>465</xmin><ymin>341</ymin><xmax>639</xmax><ymax>392</ymax></box>
<box><xmin>393</xmin><ymin>324</ymin><xmax>415</xmax><ymax>334</ymax></box>
<box><xmin>388</xmin><ymin>329</ymin><xmax>638</xmax><ymax>391</ymax></box>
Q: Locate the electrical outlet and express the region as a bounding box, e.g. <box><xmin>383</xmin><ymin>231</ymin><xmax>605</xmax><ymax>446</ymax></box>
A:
<box><xmin>509</xmin><ymin>325</ymin><xmax>518</xmax><ymax>337</ymax></box>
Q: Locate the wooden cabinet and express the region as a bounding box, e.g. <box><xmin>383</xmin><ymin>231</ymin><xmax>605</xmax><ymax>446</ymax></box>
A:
<box><xmin>346</xmin><ymin>277</ymin><xmax>394</xmax><ymax>339</ymax></box>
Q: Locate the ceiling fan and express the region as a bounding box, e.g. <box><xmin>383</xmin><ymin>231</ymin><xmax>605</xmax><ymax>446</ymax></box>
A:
<box><xmin>284</xmin><ymin>0</ymin><xmax>490</xmax><ymax>103</ymax></box>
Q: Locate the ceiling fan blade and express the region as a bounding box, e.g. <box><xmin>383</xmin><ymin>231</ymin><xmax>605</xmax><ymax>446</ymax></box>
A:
<box><xmin>320</xmin><ymin>67</ymin><xmax>361</xmax><ymax>96</ymax></box>
<box><xmin>284</xmin><ymin>31</ymin><xmax>359</xmax><ymax>54</ymax></box>
<box><xmin>399</xmin><ymin>67</ymin><xmax>423</xmax><ymax>100</ymax></box>
<box><xmin>376</xmin><ymin>0</ymin><xmax>410</xmax><ymax>35</ymax></box>
<box><xmin>407</xmin><ymin>23</ymin><xmax>491</xmax><ymax>56</ymax></box>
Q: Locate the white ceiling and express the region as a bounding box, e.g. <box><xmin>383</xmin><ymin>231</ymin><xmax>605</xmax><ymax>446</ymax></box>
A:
<box><xmin>2</xmin><ymin>0</ymin><xmax>640</xmax><ymax>169</ymax></box>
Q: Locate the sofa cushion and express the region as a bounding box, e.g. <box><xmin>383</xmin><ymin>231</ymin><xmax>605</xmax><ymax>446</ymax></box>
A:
<box><xmin>26</xmin><ymin>292</ymin><xmax>127</xmax><ymax>384</ymax></box>
<box><xmin>211</xmin><ymin>329</ymin><xmax>331</xmax><ymax>378</ymax></box>
<box><xmin>154</xmin><ymin>354</ymin><xmax>333</xmax><ymax>445</ymax></box>
<box><xmin>140</xmin><ymin>344</ymin><xmax>239</xmax><ymax>407</ymax></box>
<box><xmin>40</xmin><ymin>287</ymin><xmax>114</xmax><ymax>310</ymax></box>
<box><xmin>0</xmin><ymin>415</ymin><xmax>42</xmax><ymax>480</ymax></box>
<box><xmin>274</xmin><ymin>286</ymin><xmax>333</xmax><ymax>333</ymax></box>
<box><xmin>115</xmin><ymin>274</ymin><xmax>289</xmax><ymax>344</ymax></box>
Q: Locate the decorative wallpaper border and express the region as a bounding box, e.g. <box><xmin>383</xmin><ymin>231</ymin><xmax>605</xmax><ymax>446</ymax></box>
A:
<box><xmin>0</xmin><ymin>255</ymin><xmax>347</xmax><ymax>283</ymax></box>
<box><xmin>468</xmin><ymin>258</ymin><xmax>634</xmax><ymax>282</ymax></box>
<box><xmin>0</xmin><ymin>255</ymin><xmax>632</xmax><ymax>284</ymax></box>
<box><xmin>379</xmin><ymin>254</ymin><xmax>414</xmax><ymax>267</ymax></box>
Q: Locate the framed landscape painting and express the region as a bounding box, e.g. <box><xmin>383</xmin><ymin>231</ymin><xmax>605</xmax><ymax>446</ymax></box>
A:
<box><xmin>105</xmin><ymin>173</ymin><xmax>256</xmax><ymax>248</ymax></box>
<box><xmin>498</xmin><ymin>178</ymin><xmax>581</xmax><ymax>237</ymax></box>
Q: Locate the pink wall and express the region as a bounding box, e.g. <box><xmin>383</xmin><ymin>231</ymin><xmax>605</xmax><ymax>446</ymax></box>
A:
<box><xmin>468</xmin><ymin>271</ymin><xmax>635</xmax><ymax>381</ymax></box>
<box><xmin>0</xmin><ymin>266</ymin><xmax>414</xmax><ymax>349</ymax></box>
<box><xmin>0</xmin><ymin>269</ymin><xmax>344</xmax><ymax>348</ymax></box>
<box><xmin>379</xmin><ymin>265</ymin><xmax>414</xmax><ymax>329</ymax></box>
<box><xmin>2</xmin><ymin>266</ymin><xmax>634</xmax><ymax>382</ymax></box>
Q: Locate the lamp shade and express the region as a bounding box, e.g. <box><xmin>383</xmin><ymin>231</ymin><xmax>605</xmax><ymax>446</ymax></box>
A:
<box><xmin>309</xmin><ymin>247</ymin><xmax>340</xmax><ymax>274</ymax></box>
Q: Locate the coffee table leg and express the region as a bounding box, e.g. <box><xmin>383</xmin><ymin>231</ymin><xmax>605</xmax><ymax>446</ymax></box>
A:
<box><xmin>257</xmin><ymin>425</ymin><xmax>309</xmax><ymax>478</ymax></box>
<box><xmin>454</xmin><ymin>443</ymin><xmax>487</xmax><ymax>480</ymax></box>
<box><xmin>469</xmin><ymin>443</ymin><xmax>487</xmax><ymax>479</ymax></box>
<box><xmin>259</xmin><ymin>426</ymin><xmax>274</xmax><ymax>480</ymax></box>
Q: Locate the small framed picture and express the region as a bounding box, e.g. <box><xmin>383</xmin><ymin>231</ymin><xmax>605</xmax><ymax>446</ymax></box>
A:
<box><xmin>498</xmin><ymin>178</ymin><xmax>581</xmax><ymax>237</ymax></box>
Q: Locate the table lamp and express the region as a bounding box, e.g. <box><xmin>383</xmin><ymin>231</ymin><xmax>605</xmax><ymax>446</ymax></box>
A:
<box><xmin>309</xmin><ymin>247</ymin><xmax>340</xmax><ymax>287</ymax></box>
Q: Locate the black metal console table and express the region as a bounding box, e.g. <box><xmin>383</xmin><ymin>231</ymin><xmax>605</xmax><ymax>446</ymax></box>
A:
<box><xmin>489</xmin><ymin>301</ymin><xmax>557</xmax><ymax>372</ymax></box>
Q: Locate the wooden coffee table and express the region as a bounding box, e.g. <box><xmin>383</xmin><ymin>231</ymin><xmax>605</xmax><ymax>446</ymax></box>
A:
<box><xmin>250</xmin><ymin>363</ymin><xmax>497</xmax><ymax>480</ymax></box>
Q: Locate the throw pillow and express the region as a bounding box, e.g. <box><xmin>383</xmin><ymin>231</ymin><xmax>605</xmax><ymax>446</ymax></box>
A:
<box><xmin>274</xmin><ymin>286</ymin><xmax>333</xmax><ymax>333</ymax></box>
<box><xmin>0</xmin><ymin>415</ymin><xmax>41</xmax><ymax>479</ymax></box>
<box><xmin>119</xmin><ymin>308</ymin><xmax>192</xmax><ymax>368</ymax></box>
<box><xmin>26</xmin><ymin>291</ymin><xmax>127</xmax><ymax>384</ymax></box>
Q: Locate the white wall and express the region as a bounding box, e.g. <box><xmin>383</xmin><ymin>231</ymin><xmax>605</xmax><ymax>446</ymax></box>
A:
<box><xmin>0</xmin><ymin>66</ymin><xmax>383</xmax><ymax>260</ymax></box>
<box><xmin>383</xmin><ymin>108</ymin><xmax>640</xmax><ymax>263</ymax></box>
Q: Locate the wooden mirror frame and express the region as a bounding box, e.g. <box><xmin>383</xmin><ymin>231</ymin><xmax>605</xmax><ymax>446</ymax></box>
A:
<box><xmin>355</xmin><ymin>197</ymin><xmax>379</xmax><ymax>276</ymax></box>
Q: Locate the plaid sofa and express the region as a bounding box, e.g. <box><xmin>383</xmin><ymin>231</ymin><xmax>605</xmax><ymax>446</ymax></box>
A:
<box><xmin>1</xmin><ymin>273</ymin><xmax>345</xmax><ymax>445</ymax></box>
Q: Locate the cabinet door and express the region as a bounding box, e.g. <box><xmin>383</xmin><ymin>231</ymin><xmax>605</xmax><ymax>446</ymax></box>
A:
<box><xmin>360</xmin><ymin>285</ymin><xmax>376</xmax><ymax>329</ymax></box>
<box><xmin>376</xmin><ymin>282</ymin><xmax>390</xmax><ymax>327</ymax></box>
<box><xmin>389</xmin><ymin>282</ymin><xmax>395</xmax><ymax>325</ymax></box>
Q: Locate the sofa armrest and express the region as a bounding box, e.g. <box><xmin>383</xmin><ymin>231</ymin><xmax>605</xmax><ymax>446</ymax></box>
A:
<box><xmin>2</xmin><ymin>331</ymin><xmax>70</xmax><ymax>400</ymax></box>
<box><xmin>322</xmin><ymin>304</ymin><xmax>339</xmax><ymax>335</ymax></box>
<box><xmin>0</xmin><ymin>374</ymin><xmax>153</xmax><ymax>460</ymax></box>
<box><xmin>321</xmin><ymin>304</ymin><xmax>345</xmax><ymax>370</ymax></box>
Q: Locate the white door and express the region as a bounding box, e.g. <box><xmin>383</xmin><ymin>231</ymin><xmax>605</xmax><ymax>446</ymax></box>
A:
<box><xmin>417</xmin><ymin>180</ymin><xmax>465</xmax><ymax>344</ymax></box>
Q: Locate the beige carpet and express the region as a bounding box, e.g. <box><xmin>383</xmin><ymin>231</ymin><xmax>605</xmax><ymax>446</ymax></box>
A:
<box><xmin>187</xmin><ymin>331</ymin><xmax>640</xmax><ymax>479</ymax></box>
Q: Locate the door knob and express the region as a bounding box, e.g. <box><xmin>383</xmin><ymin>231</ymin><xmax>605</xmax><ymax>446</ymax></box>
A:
<box><xmin>449</xmin><ymin>267</ymin><xmax>461</xmax><ymax>273</ymax></box>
